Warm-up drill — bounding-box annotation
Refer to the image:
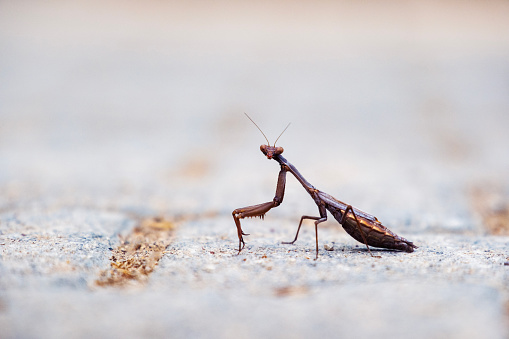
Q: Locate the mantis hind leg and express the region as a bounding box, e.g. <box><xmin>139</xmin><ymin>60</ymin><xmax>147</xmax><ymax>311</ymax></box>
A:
<box><xmin>342</xmin><ymin>205</ymin><xmax>381</xmax><ymax>258</ymax></box>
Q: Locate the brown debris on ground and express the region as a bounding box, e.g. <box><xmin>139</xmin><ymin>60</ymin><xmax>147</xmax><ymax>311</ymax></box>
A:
<box><xmin>95</xmin><ymin>217</ymin><xmax>175</xmax><ymax>287</ymax></box>
<box><xmin>274</xmin><ymin>285</ymin><xmax>309</xmax><ymax>297</ymax></box>
<box><xmin>470</xmin><ymin>186</ymin><xmax>509</xmax><ymax>235</ymax></box>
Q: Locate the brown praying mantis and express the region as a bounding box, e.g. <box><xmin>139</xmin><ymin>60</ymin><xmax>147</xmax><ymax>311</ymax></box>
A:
<box><xmin>232</xmin><ymin>113</ymin><xmax>417</xmax><ymax>259</ymax></box>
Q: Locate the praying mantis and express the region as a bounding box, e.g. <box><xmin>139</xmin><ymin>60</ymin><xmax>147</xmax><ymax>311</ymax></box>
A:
<box><xmin>232</xmin><ymin>114</ymin><xmax>417</xmax><ymax>259</ymax></box>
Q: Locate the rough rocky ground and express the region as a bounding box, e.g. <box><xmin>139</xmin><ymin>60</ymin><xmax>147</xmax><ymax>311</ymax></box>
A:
<box><xmin>1</xmin><ymin>1</ymin><xmax>509</xmax><ymax>338</ymax></box>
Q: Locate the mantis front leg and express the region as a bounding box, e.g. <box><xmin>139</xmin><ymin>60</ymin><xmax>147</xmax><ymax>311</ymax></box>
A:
<box><xmin>232</xmin><ymin>166</ymin><xmax>287</xmax><ymax>253</ymax></box>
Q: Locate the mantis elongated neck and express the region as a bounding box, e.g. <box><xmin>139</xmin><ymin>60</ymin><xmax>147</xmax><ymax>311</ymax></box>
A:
<box><xmin>274</xmin><ymin>155</ymin><xmax>315</xmax><ymax>191</ymax></box>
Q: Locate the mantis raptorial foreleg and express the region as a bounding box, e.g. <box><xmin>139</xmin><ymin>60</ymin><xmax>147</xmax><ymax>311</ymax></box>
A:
<box><xmin>232</xmin><ymin>167</ymin><xmax>287</xmax><ymax>253</ymax></box>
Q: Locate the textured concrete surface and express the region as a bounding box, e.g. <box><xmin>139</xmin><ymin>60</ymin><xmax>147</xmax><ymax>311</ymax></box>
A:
<box><xmin>1</xmin><ymin>1</ymin><xmax>509</xmax><ymax>338</ymax></box>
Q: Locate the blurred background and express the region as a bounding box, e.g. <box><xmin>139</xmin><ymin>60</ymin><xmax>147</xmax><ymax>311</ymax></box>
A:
<box><xmin>1</xmin><ymin>0</ymin><xmax>509</xmax><ymax>232</ymax></box>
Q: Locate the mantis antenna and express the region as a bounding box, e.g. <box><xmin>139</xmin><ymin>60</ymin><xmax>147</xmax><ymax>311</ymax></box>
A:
<box><xmin>244</xmin><ymin>112</ymin><xmax>270</xmax><ymax>145</ymax></box>
<box><xmin>244</xmin><ymin>112</ymin><xmax>291</xmax><ymax>146</ymax></box>
<box><xmin>273</xmin><ymin>122</ymin><xmax>291</xmax><ymax>146</ymax></box>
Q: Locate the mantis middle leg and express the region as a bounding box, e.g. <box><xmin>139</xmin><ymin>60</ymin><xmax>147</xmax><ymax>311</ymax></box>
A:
<box><xmin>283</xmin><ymin>205</ymin><xmax>327</xmax><ymax>260</ymax></box>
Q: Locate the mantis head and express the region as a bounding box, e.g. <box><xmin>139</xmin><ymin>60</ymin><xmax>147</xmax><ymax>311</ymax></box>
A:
<box><xmin>244</xmin><ymin>113</ymin><xmax>290</xmax><ymax>160</ymax></box>
<box><xmin>260</xmin><ymin>145</ymin><xmax>284</xmax><ymax>159</ymax></box>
